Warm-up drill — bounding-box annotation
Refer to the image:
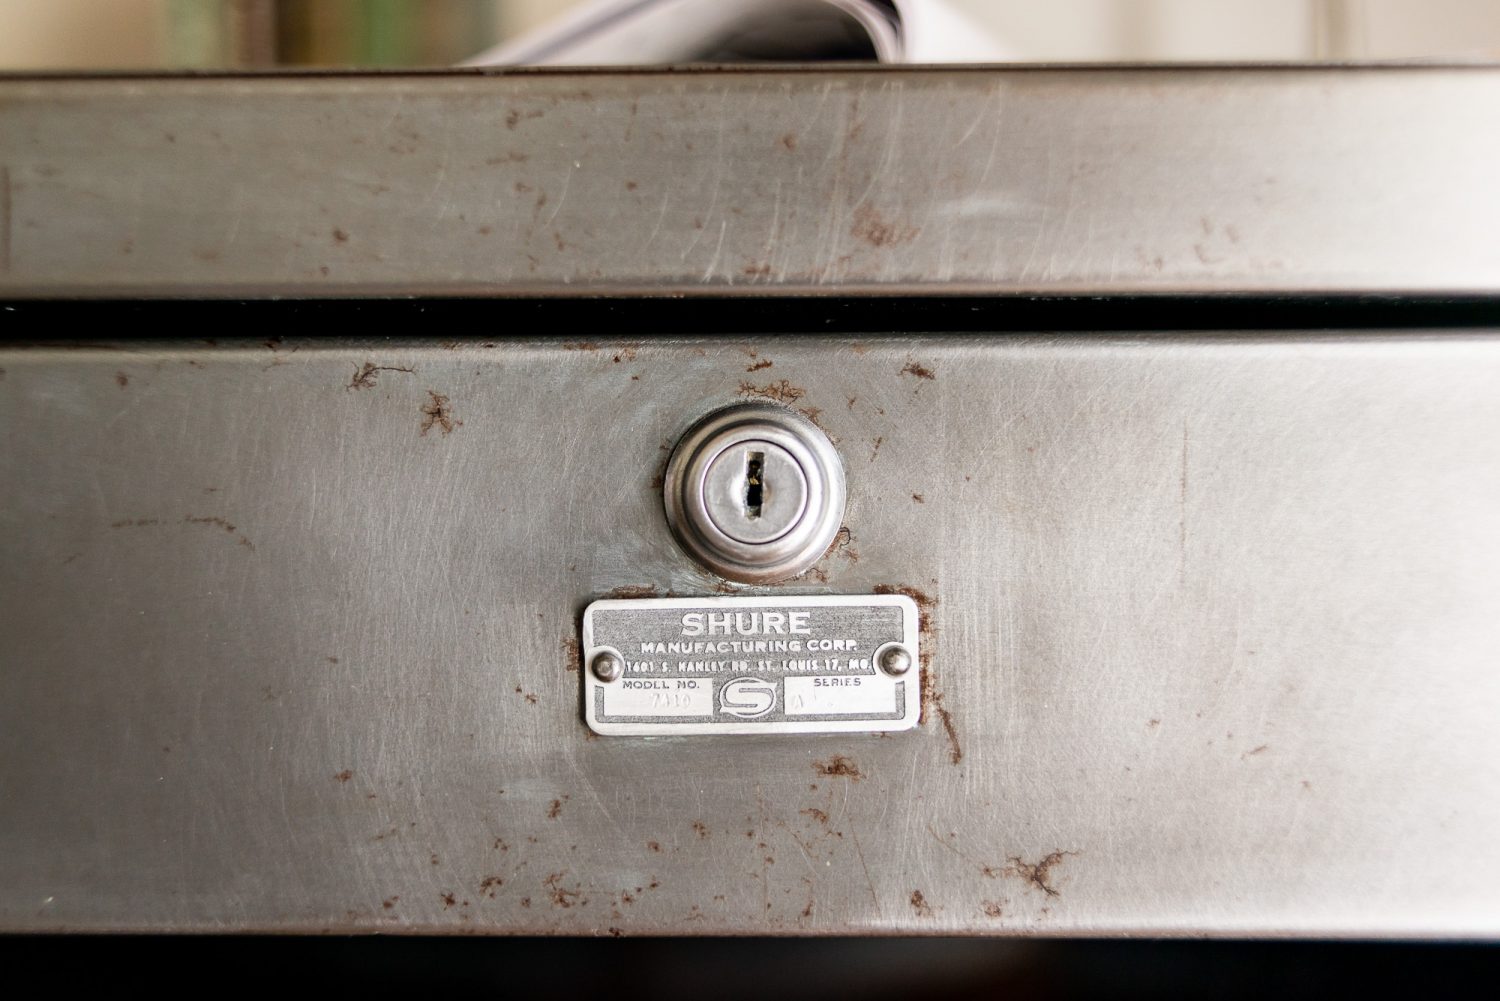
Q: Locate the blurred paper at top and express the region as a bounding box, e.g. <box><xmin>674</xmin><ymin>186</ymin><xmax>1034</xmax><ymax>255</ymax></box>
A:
<box><xmin>464</xmin><ymin>0</ymin><xmax>1017</xmax><ymax>65</ymax></box>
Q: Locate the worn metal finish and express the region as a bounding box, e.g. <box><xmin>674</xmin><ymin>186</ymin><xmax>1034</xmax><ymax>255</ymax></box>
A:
<box><xmin>2</xmin><ymin>334</ymin><xmax>1499</xmax><ymax>935</ymax></box>
<box><xmin>2</xmin><ymin>66</ymin><xmax>1500</xmax><ymax>297</ymax></box>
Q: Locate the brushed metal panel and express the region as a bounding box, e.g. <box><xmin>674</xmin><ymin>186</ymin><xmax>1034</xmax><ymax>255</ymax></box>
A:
<box><xmin>1</xmin><ymin>67</ymin><xmax>1499</xmax><ymax>297</ymax></box>
<box><xmin>1</xmin><ymin>334</ymin><xmax>1498</xmax><ymax>935</ymax></box>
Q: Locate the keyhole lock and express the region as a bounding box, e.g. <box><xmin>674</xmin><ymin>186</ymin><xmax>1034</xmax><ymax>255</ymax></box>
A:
<box><xmin>664</xmin><ymin>403</ymin><xmax>845</xmax><ymax>584</ymax></box>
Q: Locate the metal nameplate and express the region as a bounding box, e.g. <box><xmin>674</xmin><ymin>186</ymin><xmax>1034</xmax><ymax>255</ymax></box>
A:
<box><xmin>582</xmin><ymin>594</ymin><xmax>920</xmax><ymax>735</ymax></box>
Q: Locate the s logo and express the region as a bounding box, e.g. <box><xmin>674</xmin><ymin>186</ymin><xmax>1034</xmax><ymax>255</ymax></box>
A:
<box><xmin>719</xmin><ymin>677</ymin><xmax>777</xmax><ymax>719</ymax></box>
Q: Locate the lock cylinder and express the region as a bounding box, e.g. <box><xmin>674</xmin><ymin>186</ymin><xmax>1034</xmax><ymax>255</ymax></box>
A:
<box><xmin>663</xmin><ymin>403</ymin><xmax>846</xmax><ymax>584</ymax></box>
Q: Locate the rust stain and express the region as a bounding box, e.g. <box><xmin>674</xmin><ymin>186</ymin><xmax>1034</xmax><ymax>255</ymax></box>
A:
<box><xmin>542</xmin><ymin>872</ymin><xmax>582</xmax><ymax>908</ymax></box>
<box><xmin>812</xmin><ymin>755</ymin><xmax>863</xmax><ymax>781</ymax></box>
<box><xmin>912</xmin><ymin>494</ymin><xmax>924</xmax><ymax>504</ymax></box>
<box><xmin>604</xmin><ymin>584</ymin><xmax>659</xmax><ymax>600</ymax></box>
<box><xmin>692</xmin><ymin>821</ymin><xmax>709</xmax><ymax>840</ymax></box>
<box><xmin>419</xmin><ymin>391</ymin><xmax>461</xmax><ymax>436</ymax></box>
<box><xmin>346</xmin><ymin>362</ymin><xmax>413</xmax><ymax>391</ymax></box>
<box><xmin>800</xmin><ymin>808</ymin><xmax>830</xmax><ymax>826</ymax></box>
<box><xmin>382</xmin><ymin>897</ymin><xmax>398</xmax><ymax>910</ymax></box>
<box><xmin>1243</xmin><ymin>744</ymin><xmax>1270</xmax><ymax>758</ymax></box>
<box><xmin>745</xmin><ymin>358</ymin><xmax>774</xmax><ymax>375</ymax></box>
<box><xmin>738</xmin><ymin>379</ymin><xmax>805</xmax><ymax>404</ymax></box>
<box><xmin>114</xmin><ymin>372</ymin><xmax>128</xmax><ymax>388</ymax></box>
<box><xmin>780</xmin><ymin>133</ymin><xmax>797</xmax><ymax>151</ymax></box>
<box><xmin>852</xmin><ymin>205</ymin><xmax>918</xmax><ymax>248</ymax></box>
<box><xmin>899</xmin><ymin>360</ymin><xmax>937</xmax><ymax>381</ymax></box>
<box><xmin>334</xmin><ymin>770</ymin><xmax>353</xmax><ymax>783</ymax></box>
<box><xmin>874</xmin><ymin>584</ymin><xmax>957</xmax><ymax>764</ymax></box>
<box><xmin>562</xmin><ymin>637</ymin><xmax>580</xmax><ymax>673</ymax></box>
<box><xmin>909</xmin><ymin>890</ymin><xmax>934</xmax><ymax>916</ymax></box>
<box><xmin>982</xmin><ymin>901</ymin><xmax>1003</xmax><ymax>918</ymax></box>
<box><xmin>478</xmin><ymin>875</ymin><xmax>504</xmax><ymax>899</ymax></box>
<box><xmin>563</xmin><ymin>342</ymin><xmax>600</xmax><ymax>352</ymax></box>
<box><xmin>547</xmin><ymin>796</ymin><xmax>568</xmax><ymax>819</ymax></box>
<box><xmin>113</xmin><ymin>514</ymin><xmax>254</xmax><ymax>551</ymax></box>
<box><xmin>1006</xmin><ymin>851</ymin><xmax>1076</xmax><ymax>897</ymax></box>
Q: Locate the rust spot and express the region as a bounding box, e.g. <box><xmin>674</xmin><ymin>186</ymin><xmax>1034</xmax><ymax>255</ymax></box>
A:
<box><xmin>909</xmin><ymin>890</ymin><xmax>934</xmax><ymax>916</ymax></box>
<box><xmin>745</xmin><ymin>358</ymin><xmax>774</xmax><ymax>372</ymax></box>
<box><xmin>812</xmin><ymin>755</ymin><xmax>863</xmax><ymax>781</ymax></box>
<box><xmin>873</xmin><ymin>584</ymin><xmax>935</xmax><ymax>637</ymax></box>
<box><xmin>563</xmin><ymin>342</ymin><xmax>600</xmax><ymax>352</ymax></box>
<box><xmin>1243</xmin><ymin>744</ymin><xmax>1269</xmax><ymax>758</ymax></box>
<box><xmin>543</xmin><ymin>872</ymin><xmax>582</xmax><ymax>908</ymax></box>
<box><xmin>332</xmin><ymin>228</ymin><xmax>349</xmax><ymax>244</ymax></box>
<box><xmin>479</xmin><ymin>876</ymin><xmax>504</xmax><ymax>898</ymax></box>
<box><xmin>419</xmin><ymin>391</ymin><xmax>461</xmax><ymax>436</ymax></box>
<box><xmin>742</xmin><ymin>262</ymin><xmax>772</xmax><ymax>279</ymax></box>
<box><xmin>506</xmin><ymin>109</ymin><xmax>544</xmax><ymax>129</ymax></box>
<box><xmin>562</xmin><ymin>637</ymin><xmax>580</xmax><ymax>672</ymax></box>
<box><xmin>852</xmin><ymin>205</ymin><xmax>918</xmax><ymax>248</ymax></box>
<box><xmin>625</xmin><ymin>180</ymin><xmax>638</xmax><ymax>191</ymax></box>
<box><xmin>982</xmin><ymin>901</ymin><xmax>1003</xmax><ymax>918</ymax></box>
<box><xmin>114</xmin><ymin>372</ymin><xmax>128</xmax><ymax>388</ymax></box>
<box><xmin>899</xmin><ymin>360</ymin><xmax>936</xmax><ymax>381</ymax></box>
<box><xmin>346</xmin><ymin>362</ymin><xmax>413</xmax><ymax>391</ymax></box>
<box><xmin>612</xmin><ymin>346</ymin><xmax>638</xmax><ymax>363</ymax></box>
<box><xmin>382</xmin><ymin>897</ymin><xmax>398</xmax><ymax>910</ymax></box>
<box><xmin>1006</xmin><ymin>851</ymin><xmax>1076</xmax><ymax>897</ymax></box>
<box><xmin>912</xmin><ymin>494</ymin><xmax>925</xmax><ymax>504</ymax></box>
<box><xmin>604</xmin><ymin>584</ymin><xmax>659</xmax><ymax>600</ymax></box>
<box><xmin>738</xmin><ymin>379</ymin><xmax>805</xmax><ymax>404</ymax></box>
<box><xmin>547</xmin><ymin>797</ymin><xmax>567</xmax><ymax>819</ymax></box>
<box><xmin>800</xmin><ymin>808</ymin><xmax>829</xmax><ymax>826</ymax></box>
<box><xmin>647</xmin><ymin>840</ymin><xmax>662</xmax><ymax>853</ymax></box>
<box><xmin>692</xmin><ymin>821</ymin><xmax>709</xmax><ymax>840</ymax></box>
<box><xmin>440</xmin><ymin>892</ymin><xmax>457</xmax><ymax>908</ymax></box>
<box><xmin>1147</xmin><ymin>718</ymin><xmax>1160</xmax><ymax>728</ymax></box>
<box><xmin>779</xmin><ymin>133</ymin><xmax>799</xmax><ymax>151</ymax></box>
<box><xmin>334</xmin><ymin>770</ymin><xmax>353</xmax><ymax>783</ymax></box>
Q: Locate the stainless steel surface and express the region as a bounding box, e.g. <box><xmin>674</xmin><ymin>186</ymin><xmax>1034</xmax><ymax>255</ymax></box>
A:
<box><xmin>582</xmin><ymin>594</ymin><xmax>921</xmax><ymax>736</ymax></box>
<box><xmin>3</xmin><ymin>334</ymin><xmax>1499</xmax><ymax>935</ymax></box>
<box><xmin>665</xmin><ymin>403</ymin><xmax>846</xmax><ymax>583</ymax></box>
<box><xmin>1</xmin><ymin>66</ymin><xmax>1499</xmax><ymax>298</ymax></box>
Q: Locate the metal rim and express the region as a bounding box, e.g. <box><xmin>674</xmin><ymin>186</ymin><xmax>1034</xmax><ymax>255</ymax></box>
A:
<box><xmin>663</xmin><ymin>403</ymin><xmax>845</xmax><ymax>584</ymax></box>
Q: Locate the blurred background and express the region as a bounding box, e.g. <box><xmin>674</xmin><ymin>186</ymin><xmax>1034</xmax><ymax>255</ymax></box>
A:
<box><xmin>0</xmin><ymin>0</ymin><xmax>1498</xmax><ymax>70</ymax></box>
